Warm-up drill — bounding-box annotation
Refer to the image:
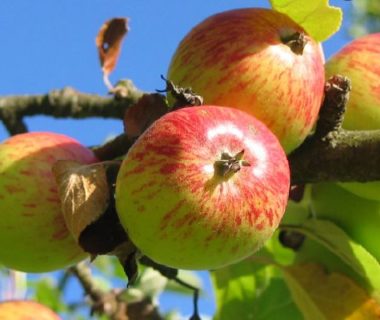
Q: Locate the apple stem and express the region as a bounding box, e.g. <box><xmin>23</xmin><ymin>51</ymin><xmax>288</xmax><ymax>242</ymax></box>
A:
<box><xmin>280</xmin><ymin>31</ymin><xmax>308</xmax><ymax>55</ymax></box>
<box><xmin>213</xmin><ymin>149</ymin><xmax>251</xmax><ymax>178</ymax></box>
<box><xmin>157</xmin><ymin>75</ymin><xmax>204</xmax><ymax>109</ymax></box>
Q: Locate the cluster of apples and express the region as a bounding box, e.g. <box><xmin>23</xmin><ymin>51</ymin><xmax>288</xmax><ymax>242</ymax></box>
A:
<box><xmin>0</xmin><ymin>7</ymin><xmax>378</xmax><ymax>283</ymax></box>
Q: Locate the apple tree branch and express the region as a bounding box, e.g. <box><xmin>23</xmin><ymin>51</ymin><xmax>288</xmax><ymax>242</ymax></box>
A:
<box><xmin>1</xmin><ymin>76</ymin><xmax>380</xmax><ymax>185</ymax></box>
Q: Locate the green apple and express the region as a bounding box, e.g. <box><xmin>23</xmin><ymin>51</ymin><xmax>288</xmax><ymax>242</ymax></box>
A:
<box><xmin>167</xmin><ymin>8</ymin><xmax>325</xmax><ymax>153</ymax></box>
<box><xmin>310</xmin><ymin>182</ymin><xmax>380</xmax><ymax>260</ymax></box>
<box><xmin>325</xmin><ymin>33</ymin><xmax>380</xmax><ymax>200</ymax></box>
<box><xmin>0</xmin><ymin>300</ymin><xmax>60</xmax><ymax>320</ymax></box>
<box><xmin>0</xmin><ymin>132</ymin><xmax>97</xmax><ymax>272</ymax></box>
<box><xmin>116</xmin><ymin>106</ymin><xmax>290</xmax><ymax>270</ymax></box>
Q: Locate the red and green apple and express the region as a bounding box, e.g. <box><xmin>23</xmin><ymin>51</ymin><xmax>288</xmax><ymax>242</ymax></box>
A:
<box><xmin>115</xmin><ymin>105</ymin><xmax>290</xmax><ymax>270</ymax></box>
<box><xmin>0</xmin><ymin>300</ymin><xmax>61</xmax><ymax>320</ymax></box>
<box><xmin>0</xmin><ymin>300</ymin><xmax>60</xmax><ymax>320</ymax></box>
<box><xmin>167</xmin><ymin>8</ymin><xmax>325</xmax><ymax>153</ymax></box>
<box><xmin>0</xmin><ymin>132</ymin><xmax>97</xmax><ymax>272</ymax></box>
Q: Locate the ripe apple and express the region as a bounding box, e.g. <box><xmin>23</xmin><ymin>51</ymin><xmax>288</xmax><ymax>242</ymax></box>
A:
<box><xmin>115</xmin><ymin>105</ymin><xmax>290</xmax><ymax>270</ymax></box>
<box><xmin>310</xmin><ymin>182</ymin><xmax>380</xmax><ymax>260</ymax></box>
<box><xmin>325</xmin><ymin>33</ymin><xmax>380</xmax><ymax>200</ymax></box>
<box><xmin>0</xmin><ymin>300</ymin><xmax>60</xmax><ymax>320</ymax></box>
<box><xmin>0</xmin><ymin>132</ymin><xmax>97</xmax><ymax>272</ymax></box>
<box><xmin>167</xmin><ymin>8</ymin><xmax>325</xmax><ymax>153</ymax></box>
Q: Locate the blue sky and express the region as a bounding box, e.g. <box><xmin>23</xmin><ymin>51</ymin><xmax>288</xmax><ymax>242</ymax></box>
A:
<box><xmin>0</xmin><ymin>0</ymin><xmax>353</xmax><ymax>318</ymax></box>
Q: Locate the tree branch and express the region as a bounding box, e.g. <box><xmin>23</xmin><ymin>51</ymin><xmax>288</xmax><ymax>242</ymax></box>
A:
<box><xmin>1</xmin><ymin>76</ymin><xmax>380</xmax><ymax>185</ymax></box>
<box><xmin>69</xmin><ymin>262</ymin><xmax>162</xmax><ymax>320</ymax></box>
<box><xmin>0</xmin><ymin>80</ymin><xmax>143</xmax><ymax>135</ymax></box>
<box><xmin>289</xmin><ymin>75</ymin><xmax>380</xmax><ymax>184</ymax></box>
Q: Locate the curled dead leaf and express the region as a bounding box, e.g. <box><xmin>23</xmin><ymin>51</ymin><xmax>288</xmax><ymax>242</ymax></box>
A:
<box><xmin>96</xmin><ymin>18</ymin><xmax>128</xmax><ymax>77</ymax></box>
<box><xmin>52</xmin><ymin>160</ymin><xmax>111</xmax><ymax>241</ymax></box>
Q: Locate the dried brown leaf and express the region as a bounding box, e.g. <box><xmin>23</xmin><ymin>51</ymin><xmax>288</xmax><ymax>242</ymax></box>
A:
<box><xmin>123</xmin><ymin>93</ymin><xmax>168</xmax><ymax>139</ymax></box>
<box><xmin>52</xmin><ymin>160</ymin><xmax>110</xmax><ymax>241</ymax></box>
<box><xmin>96</xmin><ymin>18</ymin><xmax>128</xmax><ymax>76</ymax></box>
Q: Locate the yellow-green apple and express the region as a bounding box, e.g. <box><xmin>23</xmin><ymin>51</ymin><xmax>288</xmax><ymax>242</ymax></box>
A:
<box><xmin>167</xmin><ymin>8</ymin><xmax>325</xmax><ymax>153</ymax></box>
<box><xmin>0</xmin><ymin>132</ymin><xmax>97</xmax><ymax>272</ymax></box>
<box><xmin>0</xmin><ymin>300</ymin><xmax>60</xmax><ymax>320</ymax></box>
<box><xmin>115</xmin><ymin>105</ymin><xmax>290</xmax><ymax>270</ymax></box>
<box><xmin>325</xmin><ymin>33</ymin><xmax>380</xmax><ymax>200</ymax></box>
<box><xmin>310</xmin><ymin>182</ymin><xmax>380</xmax><ymax>260</ymax></box>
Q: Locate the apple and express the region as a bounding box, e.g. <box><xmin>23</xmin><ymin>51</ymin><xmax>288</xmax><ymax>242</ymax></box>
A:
<box><xmin>0</xmin><ymin>300</ymin><xmax>60</xmax><ymax>320</ymax></box>
<box><xmin>167</xmin><ymin>8</ymin><xmax>325</xmax><ymax>153</ymax></box>
<box><xmin>115</xmin><ymin>105</ymin><xmax>290</xmax><ymax>270</ymax></box>
<box><xmin>0</xmin><ymin>132</ymin><xmax>97</xmax><ymax>272</ymax></box>
<box><xmin>310</xmin><ymin>182</ymin><xmax>380</xmax><ymax>260</ymax></box>
<box><xmin>325</xmin><ymin>33</ymin><xmax>380</xmax><ymax>200</ymax></box>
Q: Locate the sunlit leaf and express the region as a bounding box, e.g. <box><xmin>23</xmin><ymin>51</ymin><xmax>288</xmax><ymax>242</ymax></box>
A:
<box><xmin>204</xmin><ymin>228</ymin><xmax>293</xmax><ymax>319</ymax></box>
<box><xmin>212</xmin><ymin>257</ymin><xmax>302</xmax><ymax>320</ymax></box>
<box><xmin>282</xmin><ymin>219</ymin><xmax>380</xmax><ymax>301</ymax></box>
<box><xmin>270</xmin><ymin>0</ymin><xmax>342</xmax><ymax>41</ymax></box>
<box><xmin>283</xmin><ymin>263</ymin><xmax>380</xmax><ymax>320</ymax></box>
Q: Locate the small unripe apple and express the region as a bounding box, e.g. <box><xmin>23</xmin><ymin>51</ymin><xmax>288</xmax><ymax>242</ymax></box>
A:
<box><xmin>0</xmin><ymin>132</ymin><xmax>97</xmax><ymax>272</ymax></box>
<box><xmin>325</xmin><ymin>33</ymin><xmax>380</xmax><ymax>200</ymax></box>
<box><xmin>0</xmin><ymin>300</ymin><xmax>60</xmax><ymax>320</ymax></box>
<box><xmin>116</xmin><ymin>106</ymin><xmax>290</xmax><ymax>270</ymax></box>
<box><xmin>310</xmin><ymin>183</ymin><xmax>380</xmax><ymax>260</ymax></box>
<box><xmin>167</xmin><ymin>8</ymin><xmax>325</xmax><ymax>153</ymax></box>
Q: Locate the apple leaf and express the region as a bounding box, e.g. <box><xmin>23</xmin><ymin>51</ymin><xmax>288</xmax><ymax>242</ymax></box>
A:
<box><xmin>212</xmin><ymin>260</ymin><xmax>303</xmax><ymax>320</ymax></box>
<box><xmin>283</xmin><ymin>263</ymin><xmax>380</xmax><ymax>320</ymax></box>
<box><xmin>269</xmin><ymin>0</ymin><xmax>342</xmax><ymax>41</ymax></box>
<box><xmin>211</xmin><ymin>235</ymin><xmax>302</xmax><ymax>320</ymax></box>
<box><xmin>52</xmin><ymin>160</ymin><xmax>110</xmax><ymax>241</ymax></box>
<box><xmin>96</xmin><ymin>18</ymin><xmax>128</xmax><ymax>76</ymax></box>
<box><xmin>282</xmin><ymin>219</ymin><xmax>380</xmax><ymax>301</ymax></box>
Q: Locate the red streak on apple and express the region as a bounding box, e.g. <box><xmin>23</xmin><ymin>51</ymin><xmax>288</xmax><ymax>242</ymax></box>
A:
<box><xmin>0</xmin><ymin>132</ymin><xmax>97</xmax><ymax>272</ymax></box>
<box><xmin>167</xmin><ymin>8</ymin><xmax>325</xmax><ymax>153</ymax></box>
<box><xmin>116</xmin><ymin>106</ymin><xmax>290</xmax><ymax>270</ymax></box>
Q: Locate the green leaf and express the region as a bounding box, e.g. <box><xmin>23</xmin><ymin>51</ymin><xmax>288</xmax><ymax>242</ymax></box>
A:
<box><xmin>32</xmin><ymin>277</ymin><xmax>67</xmax><ymax>313</ymax></box>
<box><xmin>269</xmin><ymin>0</ymin><xmax>343</xmax><ymax>41</ymax></box>
<box><xmin>282</xmin><ymin>219</ymin><xmax>380</xmax><ymax>301</ymax></box>
<box><xmin>211</xmin><ymin>259</ymin><xmax>302</xmax><ymax>320</ymax></box>
<box><xmin>210</xmin><ymin>230</ymin><xmax>299</xmax><ymax>319</ymax></box>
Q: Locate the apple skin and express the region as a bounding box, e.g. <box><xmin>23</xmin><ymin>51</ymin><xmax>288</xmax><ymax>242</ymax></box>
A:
<box><xmin>310</xmin><ymin>182</ymin><xmax>380</xmax><ymax>260</ymax></box>
<box><xmin>0</xmin><ymin>300</ymin><xmax>60</xmax><ymax>320</ymax></box>
<box><xmin>167</xmin><ymin>8</ymin><xmax>325</xmax><ymax>153</ymax></box>
<box><xmin>116</xmin><ymin>106</ymin><xmax>290</xmax><ymax>270</ymax></box>
<box><xmin>325</xmin><ymin>33</ymin><xmax>380</xmax><ymax>200</ymax></box>
<box><xmin>0</xmin><ymin>132</ymin><xmax>97</xmax><ymax>272</ymax></box>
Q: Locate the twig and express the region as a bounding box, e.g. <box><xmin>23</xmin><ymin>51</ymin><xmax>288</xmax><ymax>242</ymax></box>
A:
<box><xmin>69</xmin><ymin>262</ymin><xmax>163</xmax><ymax>320</ymax></box>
